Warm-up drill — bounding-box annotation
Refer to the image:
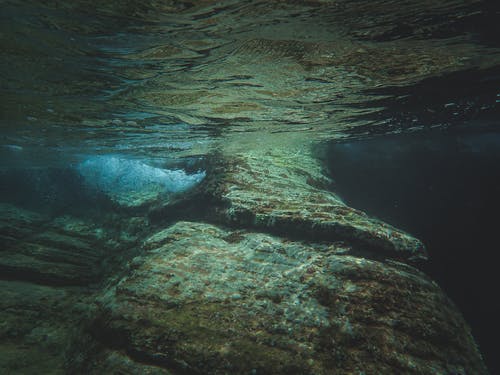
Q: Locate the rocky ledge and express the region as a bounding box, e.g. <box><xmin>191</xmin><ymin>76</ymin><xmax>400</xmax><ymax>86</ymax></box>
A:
<box><xmin>76</xmin><ymin>221</ymin><xmax>485</xmax><ymax>374</ymax></box>
<box><xmin>201</xmin><ymin>142</ymin><xmax>426</xmax><ymax>262</ymax></box>
<box><xmin>0</xmin><ymin>140</ymin><xmax>490</xmax><ymax>374</ymax></box>
<box><xmin>0</xmin><ymin>204</ymin><xmax>147</xmax><ymax>286</ymax></box>
<box><xmin>0</xmin><ymin>141</ymin><xmax>489</xmax><ymax>374</ymax></box>
<box><xmin>0</xmin><ymin>203</ymin><xmax>150</xmax><ymax>374</ymax></box>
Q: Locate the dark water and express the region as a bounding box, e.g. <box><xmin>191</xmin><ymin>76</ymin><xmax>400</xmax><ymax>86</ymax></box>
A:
<box><xmin>325</xmin><ymin>129</ymin><xmax>500</xmax><ymax>373</ymax></box>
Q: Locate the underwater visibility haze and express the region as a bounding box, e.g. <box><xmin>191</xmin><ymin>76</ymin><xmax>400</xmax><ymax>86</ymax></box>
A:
<box><xmin>1</xmin><ymin>0</ymin><xmax>500</xmax><ymax>374</ymax></box>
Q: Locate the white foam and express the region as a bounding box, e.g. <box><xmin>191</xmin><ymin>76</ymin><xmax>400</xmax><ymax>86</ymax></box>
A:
<box><xmin>77</xmin><ymin>155</ymin><xmax>205</xmax><ymax>198</ymax></box>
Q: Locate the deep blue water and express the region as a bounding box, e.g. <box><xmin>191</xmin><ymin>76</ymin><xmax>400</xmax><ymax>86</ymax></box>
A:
<box><xmin>325</xmin><ymin>129</ymin><xmax>500</xmax><ymax>373</ymax></box>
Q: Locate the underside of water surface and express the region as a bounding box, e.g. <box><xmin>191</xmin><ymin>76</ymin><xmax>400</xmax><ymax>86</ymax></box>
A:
<box><xmin>1</xmin><ymin>1</ymin><xmax>499</xmax><ymax>374</ymax></box>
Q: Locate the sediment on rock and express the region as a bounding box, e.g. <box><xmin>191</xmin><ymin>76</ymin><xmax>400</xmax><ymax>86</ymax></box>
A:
<box><xmin>198</xmin><ymin>145</ymin><xmax>426</xmax><ymax>262</ymax></box>
<box><xmin>80</xmin><ymin>221</ymin><xmax>486</xmax><ymax>374</ymax></box>
<box><xmin>0</xmin><ymin>203</ymin><xmax>148</xmax><ymax>286</ymax></box>
<box><xmin>0</xmin><ymin>279</ymin><xmax>96</xmax><ymax>374</ymax></box>
<box><xmin>0</xmin><ymin>203</ymin><xmax>154</xmax><ymax>373</ymax></box>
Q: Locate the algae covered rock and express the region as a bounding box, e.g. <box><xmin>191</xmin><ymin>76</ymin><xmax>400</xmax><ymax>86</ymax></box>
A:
<box><xmin>0</xmin><ymin>280</ymin><xmax>93</xmax><ymax>375</ymax></box>
<box><xmin>0</xmin><ymin>203</ymin><xmax>148</xmax><ymax>286</ymax></box>
<box><xmin>204</xmin><ymin>145</ymin><xmax>426</xmax><ymax>261</ymax></box>
<box><xmin>85</xmin><ymin>221</ymin><xmax>486</xmax><ymax>374</ymax></box>
<box><xmin>0</xmin><ymin>204</ymin><xmax>109</xmax><ymax>285</ymax></box>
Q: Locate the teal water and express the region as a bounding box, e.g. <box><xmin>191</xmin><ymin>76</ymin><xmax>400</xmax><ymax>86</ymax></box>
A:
<box><xmin>1</xmin><ymin>1</ymin><xmax>500</xmax><ymax>373</ymax></box>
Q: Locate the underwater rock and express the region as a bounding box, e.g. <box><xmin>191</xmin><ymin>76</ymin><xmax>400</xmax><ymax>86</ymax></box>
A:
<box><xmin>0</xmin><ymin>280</ymin><xmax>92</xmax><ymax>374</ymax></box>
<box><xmin>0</xmin><ymin>203</ymin><xmax>48</xmax><ymax>247</ymax></box>
<box><xmin>73</xmin><ymin>349</ymin><xmax>173</xmax><ymax>375</ymax></box>
<box><xmin>83</xmin><ymin>221</ymin><xmax>486</xmax><ymax>374</ymax></box>
<box><xmin>0</xmin><ymin>203</ymin><xmax>157</xmax><ymax>373</ymax></box>
<box><xmin>2</xmin><ymin>0</ymin><xmax>497</xmax><ymax>372</ymax></box>
<box><xmin>0</xmin><ymin>204</ymin><xmax>114</xmax><ymax>285</ymax></box>
<box><xmin>204</xmin><ymin>148</ymin><xmax>425</xmax><ymax>261</ymax></box>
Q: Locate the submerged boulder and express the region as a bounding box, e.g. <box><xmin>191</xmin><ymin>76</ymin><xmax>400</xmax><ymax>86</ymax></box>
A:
<box><xmin>0</xmin><ymin>203</ymin><xmax>146</xmax><ymax>286</ymax></box>
<box><xmin>203</xmin><ymin>145</ymin><xmax>426</xmax><ymax>261</ymax></box>
<box><xmin>0</xmin><ymin>280</ymin><xmax>94</xmax><ymax>375</ymax></box>
<box><xmin>82</xmin><ymin>221</ymin><xmax>486</xmax><ymax>374</ymax></box>
<box><xmin>0</xmin><ymin>204</ymin><xmax>105</xmax><ymax>285</ymax></box>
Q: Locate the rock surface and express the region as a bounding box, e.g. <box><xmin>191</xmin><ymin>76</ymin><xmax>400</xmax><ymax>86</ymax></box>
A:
<box><xmin>0</xmin><ymin>204</ymin><xmax>115</xmax><ymax>285</ymax></box>
<box><xmin>0</xmin><ymin>202</ymin><xmax>154</xmax><ymax>287</ymax></box>
<box><xmin>203</xmin><ymin>142</ymin><xmax>426</xmax><ymax>261</ymax></box>
<box><xmin>0</xmin><ymin>280</ymin><xmax>92</xmax><ymax>374</ymax></box>
<box><xmin>81</xmin><ymin>221</ymin><xmax>485</xmax><ymax>374</ymax></box>
<box><xmin>0</xmin><ymin>203</ymin><xmax>150</xmax><ymax>373</ymax></box>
